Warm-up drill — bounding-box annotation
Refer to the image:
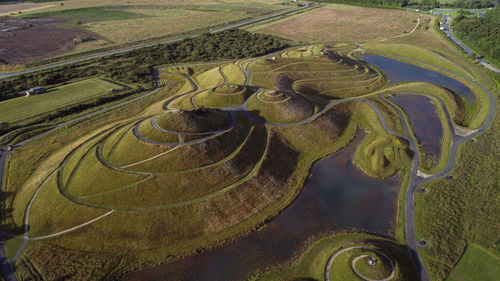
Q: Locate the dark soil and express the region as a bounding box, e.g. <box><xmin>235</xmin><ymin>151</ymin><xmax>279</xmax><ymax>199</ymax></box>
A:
<box><xmin>0</xmin><ymin>16</ymin><xmax>99</xmax><ymax>64</ymax></box>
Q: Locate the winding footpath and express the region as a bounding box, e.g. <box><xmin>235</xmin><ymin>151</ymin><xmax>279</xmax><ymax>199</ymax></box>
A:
<box><xmin>360</xmin><ymin>47</ymin><xmax>495</xmax><ymax>281</ymax></box>
<box><xmin>0</xmin><ymin>44</ymin><xmax>496</xmax><ymax>280</ymax></box>
<box><xmin>325</xmin><ymin>246</ymin><xmax>395</xmax><ymax>281</ymax></box>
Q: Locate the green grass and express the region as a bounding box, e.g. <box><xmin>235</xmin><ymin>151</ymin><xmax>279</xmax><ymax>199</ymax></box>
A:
<box><xmin>414</xmin><ymin>99</ymin><xmax>500</xmax><ymax>280</ymax></box>
<box><xmin>20</xmin><ymin>6</ymin><xmax>145</xmax><ymax>24</ymax></box>
<box><xmin>445</xmin><ymin>244</ymin><xmax>500</xmax><ymax>281</ymax></box>
<box><xmin>352</xmin><ymin>102</ymin><xmax>412</xmax><ymax>178</ymax></box>
<box><xmin>4</xmin><ymin>43</ymin><xmax>497</xmax><ymax>281</ymax></box>
<box><xmin>0</xmin><ymin>78</ymin><xmax>126</xmax><ymax>123</ymax></box>
<box><xmin>246</xmin><ymin>91</ymin><xmax>315</xmax><ymax>124</ymax></box>
<box><xmin>363</xmin><ymin>43</ymin><xmax>474</xmax><ymax>79</ymax></box>
<box><xmin>252</xmin><ymin>233</ymin><xmax>418</xmax><ymax>281</ymax></box>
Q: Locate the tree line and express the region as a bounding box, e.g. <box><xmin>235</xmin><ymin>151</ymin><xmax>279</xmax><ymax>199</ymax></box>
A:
<box><xmin>0</xmin><ymin>29</ymin><xmax>288</xmax><ymax>100</ymax></box>
<box><xmin>310</xmin><ymin>0</ymin><xmax>498</xmax><ymax>8</ymax></box>
<box><xmin>453</xmin><ymin>7</ymin><xmax>500</xmax><ymax>62</ymax></box>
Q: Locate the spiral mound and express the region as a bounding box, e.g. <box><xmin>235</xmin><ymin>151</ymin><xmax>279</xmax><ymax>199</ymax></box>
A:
<box><xmin>326</xmin><ymin>246</ymin><xmax>395</xmax><ymax>281</ymax></box>
<box><xmin>155</xmin><ymin>108</ymin><xmax>231</xmax><ymax>134</ymax></box>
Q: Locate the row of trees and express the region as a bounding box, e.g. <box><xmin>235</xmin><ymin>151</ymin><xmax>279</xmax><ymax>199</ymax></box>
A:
<box><xmin>0</xmin><ymin>29</ymin><xmax>288</xmax><ymax>100</ymax></box>
<box><xmin>453</xmin><ymin>7</ymin><xmax>500</xmax><ymax>62</ymax></box>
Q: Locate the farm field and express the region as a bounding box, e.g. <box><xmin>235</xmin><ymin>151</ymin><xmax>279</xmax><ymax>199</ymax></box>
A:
<box><xmin>251</xmin><ymin>4</ymin><xmax>417</xmax><ymax>43</ymax></box>
<box><xmin>0</xmin><ymin>3</ymin><xmax>498</xmax><ymax>281</ymax></box>
<box><xmin>0</xmin><ymin>3</ymin><xmax>56</xmax><ymax>16</ymax></box>
<box><xmin>0</xmin><ymin>0</ymin><xmax>297</xmax><ymax>65</ymax></box>
<box><xmin>0</xmin><ymin>78</ymin><xmax>126</xmax><ymax>123</ymax></box>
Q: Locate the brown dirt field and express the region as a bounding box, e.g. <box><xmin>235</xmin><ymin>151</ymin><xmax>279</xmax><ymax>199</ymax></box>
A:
<box><xmin>256</xmin><ymin>5</ymin><xmax>417</xmax><ymax>43</ymax></box>
<box><xmin>0</xmin><ymin>3</ymin><xmax>40</xmax><ymax>14</ymax></box>
<box><xmin>0</xmin><ymin>17</ymin><xmax>99</xmax><ymax>64</ymax></box>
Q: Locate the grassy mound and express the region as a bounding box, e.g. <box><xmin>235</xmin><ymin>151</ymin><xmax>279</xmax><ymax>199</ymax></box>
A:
<box><xmin>155</xmin><ymin>108</ymin><xmax>231</xmax><ymax>133</ymax></box>
<box><xmin>255</xmin><ymin>234</ymin><xmax>417</xmax><ymax>281</ymax></box>
<box><xmin>247</xmin><ymin>90</ymin><xmax>314</xmax><ymax>124</ymax></box>
<box><xmin>329</xmin><ymin>248</ymin><xmax>394</xmax><ymax>281</ymax></box>
<box><xmin>250</xmin><ymin>52</ymin><xmax>386</xmax><ymax>100</ymax></box>
<box><xmin>194</xmin><ymin>84</ymin><xmax>251</xmax><ymax>108</ymax></box>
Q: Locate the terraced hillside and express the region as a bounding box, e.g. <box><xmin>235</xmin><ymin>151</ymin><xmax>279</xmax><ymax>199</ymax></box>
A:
<box><xmin>2</xmin><ymin>44</ymin><xmax>490</xmax><ymax>281</ymax></box>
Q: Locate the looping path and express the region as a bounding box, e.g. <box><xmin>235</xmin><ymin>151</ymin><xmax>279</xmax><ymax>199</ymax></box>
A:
<box><xmin>325</xmin><ymin>246</ymin><xmax>395</xmax><ymax>281</ymax></box>
<box><xmin>0</xmin><ymin>41</ymin><xmax>496</xmax><ymax>281</ymax></box>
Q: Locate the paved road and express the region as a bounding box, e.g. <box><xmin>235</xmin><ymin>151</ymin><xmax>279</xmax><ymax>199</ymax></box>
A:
<box><xmin>363</xmin><ymin>46</ymin><xmax>496</xmax><ymax>281</ymax></box>
<box><xmin>0</xmin><ymin>42</ymin><xmax>495</xmax><ymax>281</ymax></box>
<box><xmin>0</xmin><ymin>3</ymin><xmax>310</xmax><ymax>80</ymax></box>
<box><xmin>380</xmin><ymin>94</ymin><xmax>430</xmax><ymax>281</ymax></box>
<box><xmin>440</xmin><ymin>15</ymin><xmax>500</xmax><ymax>73</ymax></box>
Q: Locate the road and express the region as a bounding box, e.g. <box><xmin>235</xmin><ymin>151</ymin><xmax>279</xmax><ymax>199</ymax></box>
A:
<box><xmin>0</xmin><ymin>3</ymin><xmax>310</xmax><ymax>80</ymax></box>
<box><xmin>440</xmin><ymin>15</ymin><xmax>500</xmax><ymax>73</ymax></box>
<box><xmin>0</xmin><ymin>41</ymin><xmax>496</xmax><ymax>281</ymax></box>
<box><xmin>362</xmin><ymin>46</ymin><xmax>495</xmax><ymax>281</ymax></box>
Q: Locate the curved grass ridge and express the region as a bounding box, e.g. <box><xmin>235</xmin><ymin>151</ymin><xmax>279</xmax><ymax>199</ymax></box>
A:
<box><xmin>7</xmin><ymin>43</ymin><xmax>494</xmax><ymax>281</ymax></box>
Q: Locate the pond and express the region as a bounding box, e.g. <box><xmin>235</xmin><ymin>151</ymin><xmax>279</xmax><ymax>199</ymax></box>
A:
<box><xmin>360</xmin><ymin>54</ymin><xmax>475</xmax><ymax>103</ymax></box>
<box><xmin>126</xmin><ymin>133</ymin><xmax>401</xmax><ymax>281</ymax></box>
<box><xmin>391</xmin><ymin>94</ymin><xmax>444</xmax><ymax>165</ymax></box>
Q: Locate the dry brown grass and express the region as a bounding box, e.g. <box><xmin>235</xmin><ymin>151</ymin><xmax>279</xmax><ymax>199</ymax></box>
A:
<box><xmin>255</xmin><ymin>4</ymin><xmax>416</xmax><ymax>43</ymax></box>
<box><xmin>0</xmin><ymin>3</ymin><xmax>53</xmax><ymax>16</ymax></box>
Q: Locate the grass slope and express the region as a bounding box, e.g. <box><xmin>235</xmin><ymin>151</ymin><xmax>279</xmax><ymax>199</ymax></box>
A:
<box><xmin>0</xmin><ymin>78</ymin><xmax>126</xmax><ymax>123</ymax></box>
<box><xmin>445</xmin><ymin>244</ymin><xmax>500</xmax><ymax>281</ymax></box>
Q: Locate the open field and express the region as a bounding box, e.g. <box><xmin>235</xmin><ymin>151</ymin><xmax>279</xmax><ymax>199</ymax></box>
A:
<box><xmin>0</xmin><ymin>17</ymin><xmax>99</xmax><ymax>64</ymax></box>
<box><xmin>0</xmin><ymin>78</ymin><xmax>126</xmax><ymax>123</ymax></box>
<box><xmin>445</xmin><ymin>244</ymin><xmax>500</xmax><ymax>281</ymax></box>
<box><xmin>253</xmin><ymin>4</ymin><xmax>416</xmax><ymax>43</ymax></box>
<box><xmin>0</xmin><ymin>0</ymin><xmax>296</xmax><ymax>65</ymax></box>
<box><xmin>0</xmin><ymin>3</ymin><xmax>55</xmax><ymax>16</ymax></box>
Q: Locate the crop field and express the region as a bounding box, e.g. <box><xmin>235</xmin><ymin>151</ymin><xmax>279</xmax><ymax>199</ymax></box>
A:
<box><xmin>4</xmin><ymin>0</ymin><xmax>296</xmax><ymax>63</ymax></box>
<box><xmin>0</xmin><ymin>3</ymin><xmax>55</xmax><ymax>16</ymax></box>
<box><xmin>1</xmin><ymin>39</ymin><xmax>490</xmax><ymax>280</ymax></box>
<box><xmin>0</xmin><ymin>78</ymin><xmax>126</xmax><ymax>123</ymax></box>
<box><xmin>252</xmin><ymin>4</ymin><xmax>417</xmax><ymax>43</ymax></box>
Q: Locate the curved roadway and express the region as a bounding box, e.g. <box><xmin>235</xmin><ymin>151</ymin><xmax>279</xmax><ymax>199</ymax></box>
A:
<box><xmin>357</xmin><ymin>45</ymin><xmax>496</xmax><ymax>281</ymax></box>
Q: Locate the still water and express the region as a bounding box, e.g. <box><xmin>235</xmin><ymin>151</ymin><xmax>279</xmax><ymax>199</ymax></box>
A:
<box><xmin>126</xmin><ymin>134</ymin><xmax>400</xmax><ymax>281</ymax></box>
<box><xmin>391</xmin><ymin>94</ymin><xmax>444</xmax><ymax>161</ymax></box>
<box><xmin>360</xmin><ymin>54</ymin><xmax>475</xmax><ymax>103</ymax></box>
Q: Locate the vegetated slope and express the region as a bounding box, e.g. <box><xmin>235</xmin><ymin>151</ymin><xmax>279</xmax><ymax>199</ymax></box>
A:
<box><xmin>414</xmin><ymin>94</ymin><xmax>500</xmax><ymax>280</ymax></box>
<box><xmin>8</xmin><ymin>47</ymin><xmax>413</xmax><ymax>280</ymax></box>
<box><xmin>0</xmin><ymin>29</ymin><xmax>288</xmax><ymax>137</ymax></box>
<box><xmin>445</xmin><ymin>244</ymin><xmax>500</xmax><ymax>281</ymax></box>
<box><xmin>0</xmin><ymin>29</ymin><xmax>288</xmax><ymax>100</ymax></box>
<box><xmin>453</xmin><ymin>7</ymin><xmax>500</xmax><ymax>65</ymax></box>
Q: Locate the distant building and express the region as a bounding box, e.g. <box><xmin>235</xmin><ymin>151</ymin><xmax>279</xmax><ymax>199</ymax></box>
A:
<box><xmin>25</xmin><ymin>87</ymin><xmax>46</xmax><ymax>96</ymax></box>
